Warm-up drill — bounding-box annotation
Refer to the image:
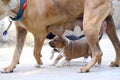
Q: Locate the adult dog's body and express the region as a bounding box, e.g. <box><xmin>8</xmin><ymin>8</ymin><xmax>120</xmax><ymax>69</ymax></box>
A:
<box><xmin>0</xmin><ymin>0</ymin><xmax>120</xmax><ymax>73</ymax></box>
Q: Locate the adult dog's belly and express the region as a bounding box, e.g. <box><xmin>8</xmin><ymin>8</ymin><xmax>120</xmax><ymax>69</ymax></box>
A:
<box><xmin>39</xmin><ymin>0</ymin><xmax>84</xmax><ymax>26</ymax></box>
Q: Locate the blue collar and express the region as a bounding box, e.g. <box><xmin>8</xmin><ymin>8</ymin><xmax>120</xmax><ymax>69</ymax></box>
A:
<box><xmin>10</xmin><ymin>0</ymin><xmax>27</xmax><ymax>21</ymax></box>
<box><xmin>3</xmin><ymin>0</ymin><xmax>27</xmax><ymax>36</ymax></box>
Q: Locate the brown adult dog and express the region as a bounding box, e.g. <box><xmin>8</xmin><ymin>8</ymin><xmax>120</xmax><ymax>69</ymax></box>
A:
<box><xmin>0</xmin><ymin>0</ymin><xmax>120</xmax><ymax>73</ymax></box>
<box><xmin>49</xmin><ymin>36</ymin><xmax>94</xmax><ymax>67</ymax></box>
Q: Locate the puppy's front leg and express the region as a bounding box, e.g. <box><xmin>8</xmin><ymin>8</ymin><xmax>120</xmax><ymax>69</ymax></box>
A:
<box><xmin>49</xmin><ymin>49</ymin><xmax>56</xmax><ymax>60</ymax></box>
<box><xmin>56</xmin><ymin>57</ymin><xmax>70</xmax><ymax>67</ymax></box>
<box><xmin>1</xmin><ymin>26</ymin><xmax>27</xmax><ymax>73</ymax></box>
<box><xmin>51</xmin><ymin>54</ymin><xmax>63</xmax><ymax>66</ymax></box>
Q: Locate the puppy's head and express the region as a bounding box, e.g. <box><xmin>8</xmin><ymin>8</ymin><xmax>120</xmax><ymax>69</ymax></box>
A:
<box><xmin>49</xmin><ymin>36</ymin><xmax>68</xmax><ymax>48</ymax></box>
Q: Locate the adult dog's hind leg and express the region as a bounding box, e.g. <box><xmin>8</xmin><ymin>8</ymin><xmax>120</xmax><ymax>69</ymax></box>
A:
<box><xmin>79</xmin><ymin>0</ymin><xmax>111</xmax><ymax>73</ymax></box>
<box><xmin>2</xmin><ymin>27</ymin><xmax>27</xmax><ymax>73</ymax></box>
<box><xmin>106</xmin><ymin>16</ymin><xmax>120</xmax><ymax>67</ymax></box>
<box><xmin>80</xmin><ymin>23</ymin><xmax>103</xmax><ymax>73</ymax></box>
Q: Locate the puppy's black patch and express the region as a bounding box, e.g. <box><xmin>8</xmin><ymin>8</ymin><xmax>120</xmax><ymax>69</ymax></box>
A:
<box><xmin>46</xmin><ymin>32</ymin><xmax>55</xmax><ymax>39</ymax></box>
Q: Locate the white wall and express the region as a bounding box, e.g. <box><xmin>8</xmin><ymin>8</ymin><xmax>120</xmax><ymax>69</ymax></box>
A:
<box><xmin>113</xmin><ymin>0</ymin><xmax>120</xmax><ymax>29</ymax></box>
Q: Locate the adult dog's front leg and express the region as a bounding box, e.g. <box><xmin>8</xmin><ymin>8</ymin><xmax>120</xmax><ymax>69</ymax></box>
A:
<box><xmin>106</xmin><ymin>16</ymin><xmax>120</xmax><ymax>67</ymax></box>
<box><xmin>33</xmin><ymin>34</ymin><xmax>46</xmax><ymax>68</ymax></box>
<box><xmin>1</xmin><ymin>26</ymin><xmax>27</xmax><ymax>73</ymax></box>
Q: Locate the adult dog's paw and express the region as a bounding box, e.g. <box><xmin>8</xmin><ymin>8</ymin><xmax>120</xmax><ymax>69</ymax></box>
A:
<box><xmin>110</xmin><ymin>61</ymin><xmax>119</xmax><ymax>67</ymax></box>
<box><xmin>77</xmin><ymin>66</ymin><xmax>89</xmax><ymax>73</ymax></box>
<box><xmin>1</xmin><ymin>67</ymin><xmax>14</xmax><ymax>73</ymax></box>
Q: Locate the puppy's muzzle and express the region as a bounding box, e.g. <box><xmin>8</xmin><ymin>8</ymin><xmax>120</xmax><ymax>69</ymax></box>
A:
<box><xmin>49</xmin><ymin>41</ymin><xmax>55</xmax><ymax>48</ymax></box>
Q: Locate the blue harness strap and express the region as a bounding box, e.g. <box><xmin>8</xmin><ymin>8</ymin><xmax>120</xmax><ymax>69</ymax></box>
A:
<box><xmin>3</xmin><ymin>0</ymin><xmax>27</xmax><ymax>36</ymax></box>
<box><xmin>10</xmin><ymin>0</ymin><xmax>27</xmax><ymax>21</ymax></box>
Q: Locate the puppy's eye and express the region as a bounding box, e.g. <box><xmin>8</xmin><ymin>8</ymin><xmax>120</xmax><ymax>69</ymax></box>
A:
<box><xmin>54</xmin><ymin>39</ymin><xmax>57</xmax><ymax>42</ymax></box>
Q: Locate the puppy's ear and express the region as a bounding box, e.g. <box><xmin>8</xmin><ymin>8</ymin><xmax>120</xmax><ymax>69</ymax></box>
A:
<box><xmin>61</xmin><ymin>36</ymin><xmax>67</xmax><ymax>45</ymax></box>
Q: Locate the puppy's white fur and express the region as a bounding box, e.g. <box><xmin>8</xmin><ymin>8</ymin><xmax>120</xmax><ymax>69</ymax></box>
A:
<box><xmin>56</xmin><ymin>57</ymin><xmax>70</xmax><ymax>67</ymax></box>
<box><xmin>49</xmin><ymin>37</ymin><xmax>71</xmax><ymax>66</ymax></box>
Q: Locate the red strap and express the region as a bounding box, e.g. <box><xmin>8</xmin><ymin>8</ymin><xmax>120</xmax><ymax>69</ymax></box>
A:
<box><xmin>22</xmin><ymin>0</ymin><xmax>27</xmax><ymax>10</ymax></box>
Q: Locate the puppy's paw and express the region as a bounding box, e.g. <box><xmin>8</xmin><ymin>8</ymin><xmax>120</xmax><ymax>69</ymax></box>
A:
<box><xmin>49</xmin><ymin>63</ymin><xmax>56</xmax><ymax>66</ymax></box>
<box><xmin>49</xmin><ymin>60</ymin><xmax>58</xmax><ymax>66</ymax></box>
<box><xmin>56</xmin><ymin>63</ymin><xmax>64</xmax><ymax>67</ymax></box>
<box><xmin>56</xmin><ymin>59</ymin><xmax>69</xmax><ymax>67</ymax></box>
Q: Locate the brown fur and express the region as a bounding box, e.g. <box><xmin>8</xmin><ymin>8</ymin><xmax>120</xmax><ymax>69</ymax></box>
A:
<box><xmin>0</xmin><ymin>0</ymin><xmax>120</xmax><ymax>73</ymax></box>
<box><xmin>49</xmin><ymin>36</ymin><xmax>95</xmax><ymax>66</ymax></box>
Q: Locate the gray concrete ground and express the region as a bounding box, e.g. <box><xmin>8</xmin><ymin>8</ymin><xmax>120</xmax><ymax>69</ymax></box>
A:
<box><xmin>0</xmin><ymin>30</ymin><xmax>120</xmax><ymax>80</ymax></box>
